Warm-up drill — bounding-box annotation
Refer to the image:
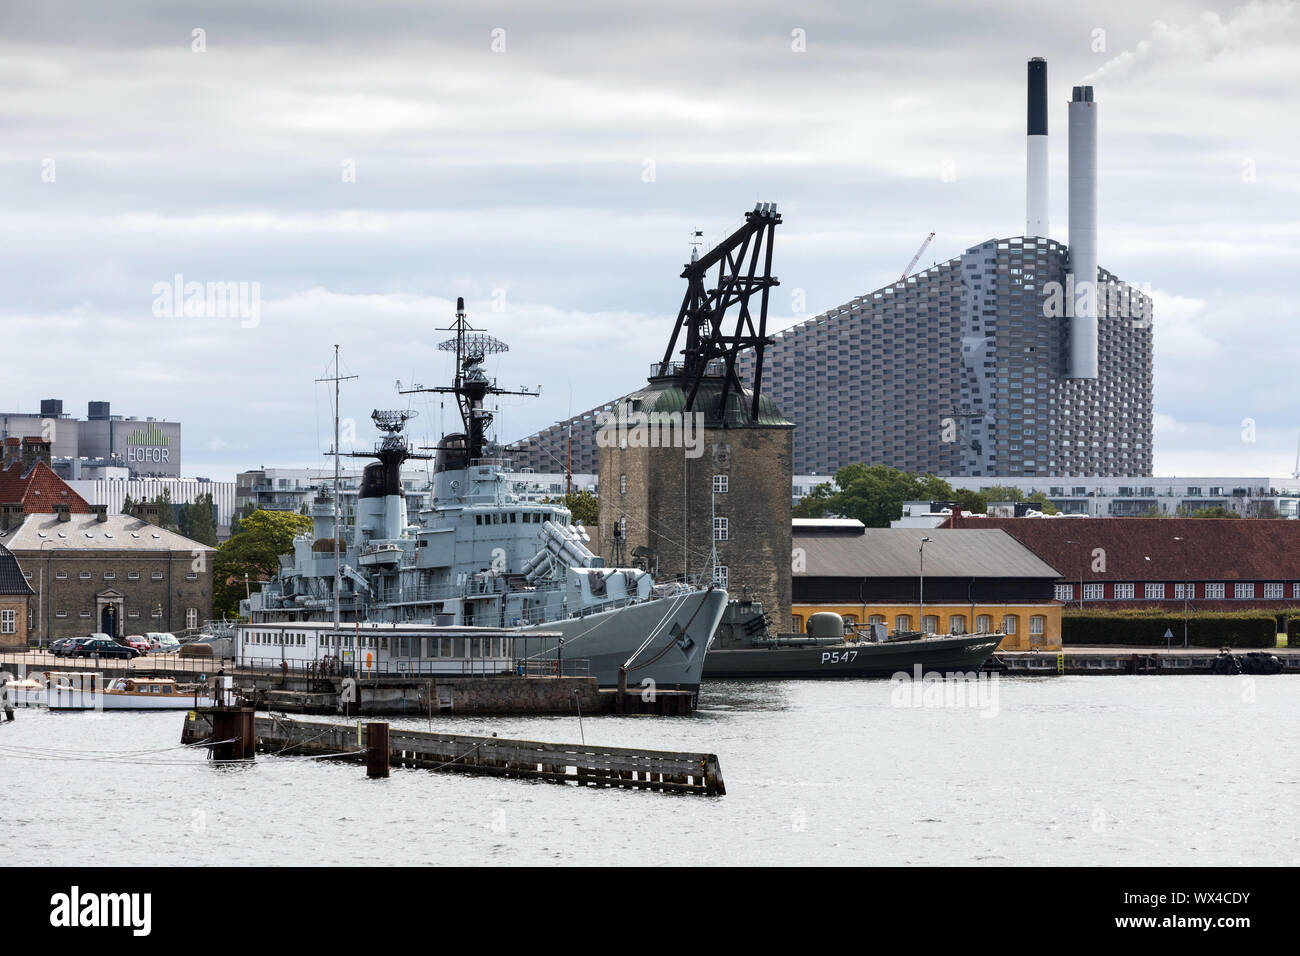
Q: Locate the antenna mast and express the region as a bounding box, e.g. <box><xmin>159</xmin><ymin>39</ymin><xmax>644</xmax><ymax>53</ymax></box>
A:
<box><xmin>317</xmin><ymin>346</ymin><xmax>357</xmax><ymax>637</ymax></box>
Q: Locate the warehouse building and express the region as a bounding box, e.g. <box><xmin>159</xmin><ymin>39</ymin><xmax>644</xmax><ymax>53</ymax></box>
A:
<box><xmin>792</xmin><ymin>519</ymin><xmax>1063</xmax><ymax>651</ymax></box>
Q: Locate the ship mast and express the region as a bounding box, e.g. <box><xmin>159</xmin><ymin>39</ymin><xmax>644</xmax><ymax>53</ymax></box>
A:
<box><xmin>400</xmin><ymin>296</ymin><xmax>536</xmax><ymax>461</ymax></box>
<box><xmin>317</xmin><ymin>346</ymin><xmax>356</xmax><ymax>638</ymax></box>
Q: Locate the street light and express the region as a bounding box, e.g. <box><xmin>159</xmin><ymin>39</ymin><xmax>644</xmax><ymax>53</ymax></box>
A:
<box><xmin>918</xmin><ymin>537</ymin><xmax>932</xmax><ymax>634</ymax></box>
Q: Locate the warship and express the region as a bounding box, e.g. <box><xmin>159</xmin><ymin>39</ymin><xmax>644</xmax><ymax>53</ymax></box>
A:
<box><xmin>703</xmin><ymin>600</ymin><xmax>1003</xmax><ymax>679</ymax></box>
<box><xmin>242</xmin><ymin>299</ymin><xmax>726</xmax><ymax>691</ymax></box>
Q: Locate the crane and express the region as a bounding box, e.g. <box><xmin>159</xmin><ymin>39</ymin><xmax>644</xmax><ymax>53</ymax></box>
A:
<box><xmin>901</xmin><ymin>232</ymin><xmax>936</xmax><ymax>281</ymax></box>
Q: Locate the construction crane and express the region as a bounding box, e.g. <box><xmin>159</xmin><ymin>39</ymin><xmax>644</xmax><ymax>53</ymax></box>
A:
<box><xmin>901</xmin><ymin>232</ymin><xmax>936</xmax><ymax>281</ymax></box>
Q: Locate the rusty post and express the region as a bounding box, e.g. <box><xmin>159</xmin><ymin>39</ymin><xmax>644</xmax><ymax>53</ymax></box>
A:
<box><xmin>366</xmin><ymin>721</ymin><xmax>390</xmax><ymax>778</ymax></box>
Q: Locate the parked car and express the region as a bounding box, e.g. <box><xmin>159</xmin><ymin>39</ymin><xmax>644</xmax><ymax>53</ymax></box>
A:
<box><xmin>51</xmin><ymin>637</ymin><xmax>93</xmax><ymax>657</ymax></box>
<box><xmin>70</xmin><ymin>638</ymin><xmax>141</xmax><ymax>660</ymax></box>
<box><xmin>123</xmin><ymin>635</ymin><xmax>152</xmax><ymax>655</ymax></box>
<box><xmin>146</xmin><ymin>632</ymin><xmax>181</xmax><ymax>653</ymax></box>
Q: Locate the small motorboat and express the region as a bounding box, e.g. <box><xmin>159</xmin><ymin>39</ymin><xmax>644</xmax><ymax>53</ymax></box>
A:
<box><xmin>34</xmin><ymin>672</ymin><xmax>215</xmax><ymax>711</ymax></box>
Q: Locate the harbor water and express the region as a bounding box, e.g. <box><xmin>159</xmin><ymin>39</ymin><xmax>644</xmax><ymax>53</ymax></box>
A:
<box><xmin>3</xmin><ymin>675</ymin><xmax>1297</xmax><ymax>866</ymax></box>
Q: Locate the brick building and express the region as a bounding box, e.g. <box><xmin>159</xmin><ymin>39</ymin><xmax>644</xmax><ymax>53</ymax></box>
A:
<box><xmin>948</xmin><ymin>513</ymin><xmax>1300</xmax><ymax>612</ymax></box>
<box><xmin>0</xmin><ymin>543</ymin><xmax>34</xmax><ymax>648</ymax></box>
<box><xmin>0</xmin><ymin>436</ymin><xmax>214</xmax><ymax>645</ymax></box>
<box><xmin>596</xmin><ymin>377</ymin><xmax>795</xmax><ymax>631</ymax></box>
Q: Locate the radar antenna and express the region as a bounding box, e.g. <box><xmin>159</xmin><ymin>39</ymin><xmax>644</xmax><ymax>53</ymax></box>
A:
<box><xmin>401</xmin><ymin>296</ymin><xmax>536</xmax><ymax>460</ymax></box>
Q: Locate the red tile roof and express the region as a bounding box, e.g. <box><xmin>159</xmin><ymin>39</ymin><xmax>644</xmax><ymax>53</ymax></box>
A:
<box><xmin>0</xmin><ymin>459</ymin><xmax>92</xmax><ymax>514</ymax></box>
<box><xmin>947</xmin><ymin>515</ymin><xmax>1300</xmax><ymax>582</ymax></box>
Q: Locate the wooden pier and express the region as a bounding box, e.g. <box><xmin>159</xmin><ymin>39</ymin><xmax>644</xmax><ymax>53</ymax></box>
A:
<box><xmin>182</xmin><ymin>711</ymin><xmax>725</xmax><ymax>795</ymax></box>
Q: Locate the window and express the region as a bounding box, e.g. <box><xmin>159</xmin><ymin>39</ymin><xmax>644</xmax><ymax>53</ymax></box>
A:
<box><xmin>128</xmin><ymin>571</ymin><xmax>140</xmax><ymax>580</ymax></box>
<box><xmin>1205</xmin><ymin>583</ymin><xmax>1225</xmax><ymax>599</ymax></box>
<box><xmin>1114</xmin><ymin>583</ymin><xmax>1134</xmax><ymax>600</ymax></box>
<box><xmin>975</xmin><ymin>614</ymin><xmax>992</xmax><ymax>633</ymax></box>
<box><xmin>895</xmin><ymin>615</ymin><xmax>913</xmax><ymax>632</ymax></box>
<box><xmin>713</xmin><ymin>517</ymin><xmax>728</xmax><ymax>541</ymax></box>
<box><xmin>55</xmin><ymin>571</ymin><xmax>67</xmax><ymax>580</ymax></box>
<box><xmin>713</xmin><ymin>475</ymin><xmax>729</xmax><ymax>494</ymax></box>
<box><xmin>1263</xmin><ymin>583</ymin><xmax>1284</xmax><ymax>600</ymax></box>
<box><xmin>1054</xmin><ymin>584</ymin><xmax>1073</xmax><ymax>602</ymax></box>
<box><xmin>619</xmin><ymin>475</ymin><xmax>627</xmax><ymax>495</ymax></box>
<box><xmin>922</xmin><ymin>615</ymin><xmax>938</xmax><ymax>634</ymax></box>
<box><xmin>185</xmin><ymin>608</ymin><xmax>197</xmax><ymax>630</ymax></box>
<box><xmin>55</xmin><ymin>610</ymin><xmax>68</xmax><ymax>618</ymax></box>
<box><xmin>792</xmin><ymin>615</ymin><xmax>804</xmax><ymax>633</ymax></box>
<box><xmin>0</xmin><ymin>609</ymin><xmax>14</xmax><ymax>634</ymax></box>
<box><xmin>151</xmin><ymin>571</ymin><xmax>163</xmax><ymax>581</ymax></box>
<box><xmin>867</xmin><ymin>615</ymin><xmax>885</xmax><ymax>626</ymax></box>
<box><xmin>1084</xmin><ymin>583</ymin><xmax>1105</xmax><ymax>601</ymax></box>
<box><xmin>1234</xmin><ymin>583</ymin><xmax>1255</xmax><ymax>600</ymax></box>
<box><xmin>1294</xmin><ymin>584</ymin><xmax>1300</xmax><ymax>600</ymax></box>
<box><xmin>79</xmin><ymin>572</ymin><xmax>91</xmax><ymax>581</ymax></box>
<box><xmin>185</xmin><ymin>572</ymin><xmax>198</xmax><ymax>581</ymax></box>
<box><xmin>713</xmin><ymin>566</ymin><xmax>729</xmax><ymax>589</ymax></box>
<box><xmin>1002</xmin><ymin>615</ymin><xmax>1018</xmax><ymax>635</ymax></box>
<box><xmin>128</xmin><ymin>609</ymin><xmax>139</xmax><ymax>618</ymax></box>
<box><xmin>949</xmin><ymin>615</ymin><xmax>966</xmax><ymax>635</ymax></box>
<box><xmin>104</xmin><ymin>571</ymin><xmax>115</xmax><ymax>580</ymax></box>
<box><xmin>1174</xmin><ymin>583</ymin><xmax>1194</xmax><ymax>600</ymax></box>
<box><xmin>842</xmin><ymin>614</ymin><xmax>858</xmax><ymax>627</ymax></box>
<box><xmin>1029</xmin><ymin>615</ymin><xmax>1045</xmax><ymax>635</ymax></box>
<box><xmin>1144</xmin><ymin>583</ymin><xmax>1165</xmax><ymax>600</ymax></box>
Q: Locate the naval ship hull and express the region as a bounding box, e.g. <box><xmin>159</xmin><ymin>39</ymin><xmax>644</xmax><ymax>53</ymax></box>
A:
<box><xmin>519</xmin><ymin>588</ymin><xmax>728</xmax><ymax>692</ymax></box>
<box><xmin>702</xmin><ymin>632</ymin><xmax>1002</xmax><ymax>680</ymax></box>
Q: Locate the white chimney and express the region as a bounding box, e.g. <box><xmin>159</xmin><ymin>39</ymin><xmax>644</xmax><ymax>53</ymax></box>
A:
<box><xmin>1068</xmin><ymin>84</ymin><xmax>1099</xmax><ymax>379</ymax></box>
<box><xmin>1025</xmin><ymin>58</ymin><xmax>1049</xmax><ymax>238</ymax></box>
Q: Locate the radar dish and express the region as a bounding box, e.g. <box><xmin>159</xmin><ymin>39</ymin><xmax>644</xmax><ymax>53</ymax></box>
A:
<box><xmin>371</xmin><ymin>409</ymin><xmax>417</xmax><ymax>433</ymax></box>
<box><xmin>439</xmin><ymin>334</ymin><xmax>509</xmax><ymax>361</ymax></box>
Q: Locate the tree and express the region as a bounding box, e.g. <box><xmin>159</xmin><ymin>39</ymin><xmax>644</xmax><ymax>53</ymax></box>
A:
<box><xmin>184</xmin><ymin>492</ymin><xmax>219</xmax><ymax>547</ymax></box>
<box><xmin>229</xmin><ymin>502</ymin><xmax>256</xmax><ymax>537</ymax></box>
<box><xmin>541</xmin><ymin>490</ymin><xmax>599</xmax><ymax>527</ymax></box>
<box><xmin>791</xmin><ymin>464</ymin><xmax>959</xmax><ymax>527</ymax></box>
<box><xmin>1187</xmin><ymin>506</ymin><xmax>1240</xmax><ymax>519</ymax></box>
<box><xmin>151</xmin><ymin>489</ymin><xmax>178</xmax><ymax>530</ymax></box>
<box><xmin>213</xmin><ymin>509</ymin><xmax>313</xmax><ymax>618</ymax></box>
<box><xmin>793</xmin><ymin>481</ymin><xmax>836</xmax><ymax>518</ymax></box>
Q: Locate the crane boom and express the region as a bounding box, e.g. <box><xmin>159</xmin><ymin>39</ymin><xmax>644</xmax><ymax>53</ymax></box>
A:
<box><xmin>901</xmin><ymin>232</ymin><xmax>936</xmax><ymax>281</ymax></box>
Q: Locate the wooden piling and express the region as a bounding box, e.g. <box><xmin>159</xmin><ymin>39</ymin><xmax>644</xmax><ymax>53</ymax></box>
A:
<box><xmin>366</xmin><ymin>721</ymin><xmax>390</xmax><ymax>778</ymax></box>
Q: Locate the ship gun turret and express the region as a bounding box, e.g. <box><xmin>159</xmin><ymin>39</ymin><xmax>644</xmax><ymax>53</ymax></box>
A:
<box><xmin>521</xmin><ymin>520</ymin><xmax>602</xmax><ymax>583</ymax></box>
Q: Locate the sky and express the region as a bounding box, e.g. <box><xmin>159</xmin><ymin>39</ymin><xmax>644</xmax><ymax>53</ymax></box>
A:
<box><xmin>2</xmin><ymin>0</ymin><xmax>1297</xmax><ymax>481</ymax></box>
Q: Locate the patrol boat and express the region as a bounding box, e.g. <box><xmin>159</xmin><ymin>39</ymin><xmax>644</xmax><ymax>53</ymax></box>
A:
<box><xmin>703</xmin><ymin>600</ymin><xmax>1003</xmax><ymax>679</ymax></box>
<box><xmin>243</xmin><ymin>299</ymin><xmax>726</xmax><ymax>692</ymax></box>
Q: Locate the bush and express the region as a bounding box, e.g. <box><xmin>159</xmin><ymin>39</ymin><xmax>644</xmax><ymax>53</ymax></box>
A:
<box><xmin>1063</xmin><ymin>610</ymin><xmax>1278</xmax><ymax>648</ymax></box>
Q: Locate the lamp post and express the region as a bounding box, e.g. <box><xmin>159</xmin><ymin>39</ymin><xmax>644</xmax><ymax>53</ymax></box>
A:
<box><xmin>1173</xmin><ymin>536</ymin><xmax>1189</xmax><ymax>648</ymax></box>
<box><xmin>918</xmin><ymin>536</ymin><xmax>931</xmax><ymax>634</ymax></box>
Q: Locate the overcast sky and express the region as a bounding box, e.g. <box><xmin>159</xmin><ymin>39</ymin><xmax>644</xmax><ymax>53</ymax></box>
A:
<box><xmin>3</xmin><ymin>0</ymin><xmax>1297</xmax><ymax>480</ymax></box>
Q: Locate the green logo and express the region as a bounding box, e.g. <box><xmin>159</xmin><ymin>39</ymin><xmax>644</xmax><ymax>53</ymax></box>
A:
<box><xmin>126</xmin><ymin>424</ymin><xmax>170</xmax><ymax>447</ymax></box>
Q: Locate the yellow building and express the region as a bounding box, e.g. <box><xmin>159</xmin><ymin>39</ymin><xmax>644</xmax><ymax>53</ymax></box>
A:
<box><xmin>791</xmin><ymin>520</ymin><xmax>1063</xmax><ymax>651</ymax></box>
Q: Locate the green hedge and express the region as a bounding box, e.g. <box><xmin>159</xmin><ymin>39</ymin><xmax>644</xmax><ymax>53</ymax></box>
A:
<box><xmin>1063</xmin><ymin>610</ymin><xmax>1278</xmax><ymax>648</ymax></box>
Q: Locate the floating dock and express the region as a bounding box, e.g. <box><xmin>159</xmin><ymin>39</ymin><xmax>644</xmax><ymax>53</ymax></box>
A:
<box><xmin>991</xmin><ymin>646</ymin><xmax>1297</xmax><ymax>676</ymax></box>
<box><xmin>182</xmin><ymin>710</ymin><xmax>725</xmax><ymax>795</ymax></box>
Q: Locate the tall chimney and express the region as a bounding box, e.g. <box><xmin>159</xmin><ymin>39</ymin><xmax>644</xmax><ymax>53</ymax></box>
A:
<box><xmin>1068</xmin><ymin>84</ymin><xmax>1099</xmax><ymax>379</ymax></box>
<box><xmin>1025</xmin><ymin>57</ymin><xmax>1049</xmax><ymax>238</ymax></box>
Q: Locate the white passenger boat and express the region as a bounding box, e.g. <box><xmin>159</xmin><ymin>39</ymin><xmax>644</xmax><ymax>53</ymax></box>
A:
<box><xmin>26</xmin><ymin>672</ymin><xmax>214</xmax><ymax>711</ymax></box>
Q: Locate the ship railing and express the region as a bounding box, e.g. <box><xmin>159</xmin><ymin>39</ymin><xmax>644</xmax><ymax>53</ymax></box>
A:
<box><xmin>515</xmin><ymin>658</ymin><xmax>590</xmax><ymax>678</ymax></box>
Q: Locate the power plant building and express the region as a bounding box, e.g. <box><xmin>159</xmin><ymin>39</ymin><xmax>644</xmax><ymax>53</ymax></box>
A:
<box><xmin>509</xmin><ymin>58</ymin><xmax>1154</xmax><ymax>480</ymax></box>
